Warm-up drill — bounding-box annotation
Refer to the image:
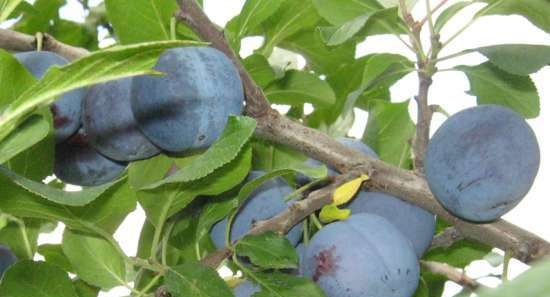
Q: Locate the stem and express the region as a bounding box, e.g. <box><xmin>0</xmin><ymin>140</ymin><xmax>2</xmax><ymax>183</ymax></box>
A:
<box><xmin>170</xmin><ymin>17</ymin><xmax>177</xmax><ymax>40</ymax></box>
<box><xmin>302</xmin><ymin>217</ymin><xmax>310</xmax><ymax>245</ymax></box>
<box><xmin>161</xmin><ymin>220</ymin><xmax>176</xmax><ymax>265</ymax></box>
<box><xmin>418</xmin><ymin>0</ymin><xmax>451</xmax><ymax>27</ymax></box>
<box><xmin>284</xmin><ymin>177</ymin><xmax>330</xmax><ymax>202</ymax></box>
<box><xmin>441</xmin><ymin>17</ymin><xmax>477</xmax><ymax>48</ymax></box>
<box><xmin>503</xmin><ymin>250</ymin><xmax>512</xmax><ymax>282</ymax></box>
<box><xmin>433</xmin><ymin>50</ymin><xmax>471</xmax><ymax>63</ymax></box>
<box><xmin>309</xmin><ymin>214</ymin><xmax>323</xmax><ymax>230</ymax></box>
<box><xmin>135</xmin><ymin>273</ymin><xmax>164</xmax><ymax>297</ymax></box>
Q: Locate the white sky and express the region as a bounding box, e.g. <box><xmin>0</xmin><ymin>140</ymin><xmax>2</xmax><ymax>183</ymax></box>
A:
<box><xmin>5</xmin><ymin>0</ymin><xmax>550</xmax><ymax>296</ymax></box>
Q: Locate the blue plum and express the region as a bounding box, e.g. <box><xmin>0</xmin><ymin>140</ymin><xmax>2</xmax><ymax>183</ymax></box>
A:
<box><xmin>54</xmin><ymin>129</ymin><xmax>127</xmax><ymax>186</ymax></box>
<box><xmin>233</xmin><ymin>280</ymin><xmax>260</xmax><ymax>297</ymax></box>
<box><xmin>14</xmin><ymin>51</ymin><xmax>86</xmax><ymax>143</ymax></box>
<box><xmin>425</xmin><ymin>105</ymin><xmax>540</xmax><ymax>222</ymax></box>
<box><xmin>83</xmin><ymin>78</ymin><xmax>160</xmax><ymax>161</ymax></box>
<box><xmin>210</xmin><ymin>171</ymin><xmax>303</xmax><ymax>249</ymax></box>
<box><xmin>301</xmin><ymin>214</ymin><xmax>419</xmax><ymax>297</ymax></box>
<box><xmin>0</xmin><ymin>245</ymin><xmax>17</xmax><ymax>278</ymax></box>
<box><xmin>298</xmin><ymin>137</ymin><xmax>378</xmax><ymax>184</ymax></box>
<box><xmin>131</xmin><ymin>46</ymin><xmax>244</xmax><ymax>153</ymax></box>
<box><xmin>347</xmin><ymin>191</ymin><xmax>435</xmax><ymax>257</ymax></box>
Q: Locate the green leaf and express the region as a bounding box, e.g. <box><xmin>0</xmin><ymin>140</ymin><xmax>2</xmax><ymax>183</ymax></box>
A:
<box><xmin>265</xmin><ymin>70</ymin><xmax>336</xmax><ymax>107</ymax></box>
<box><xmin>73</xmin><ymin>280</ymin><xmax>100</xmax><ymax>297</ymax></box>
<box><xmin>0</xmin><ymin>218</ymin><xmax>44</xmax><ymax>259</ymax></box>
<box><xmin>456</xmin><ymin>62</ymin><xmax>540</xmax><ymax>118</ymax></box>
<box><xmin>0</xmin><ymin>177</ymin><xmax>136</xmax><ymax>234</ymax></box>
<box><xmin>261</xmin><ymin>0</ymin><xmax>321</xmax><ymax>54</ymax></box>
<box><xmin>251</xmin><ymin>272</ymin><xmax>327</xmax><ymax>297</ymax></box>
<box><xmin>478</xmin><ymin>0</ymin><xmax>550</xmax><ymax>33</ymax></box>
<box><xmin>236</xmin><ymin>232</ymin><xmax>298</xmax><ymax>269</ymax></box>
<box><xmin>434</xmin><ymin>1</ymin><xmax>472</xmax><ymax>33</ymax></box>
<box><xmin>318</xmin><ymin>7</ymin><xmax>406</xmax><ymax>46</ymax></box>
<box><xmin>141</xmin><ymin>116</ymin><xmax>256</xmax><ymax>189</ymax></box>
<box><xmin>0</xmin><ymin>260</ymin><xmax>78</xmax><ymax>297</ymax></box>
<box><xmin>105</xmin><ymin>0</ymin><xmax>179</xmax><ymax>44</ymax></box>
<box><xmin>37</xmin><ymin>244</ymin><xmax>73</xmax><ymax>272</ymax></box>
<box><xmin>139</xmin><ymin>146</ymin><xmax>252</xmax><ymax>228</ymax></box>
<box><xmin>363</xmin><ymin>100</ymin><xmax>415</xmax><ymax>168</ymax></box>
<box><xmin>0</xmin><ymin>166</ymin><xmax>124</xmax><ymax>206</ymax></box>
<box><xmin>0</xmin><ymin>49</ymin><xmax>36</xmax><ymax>111</ymax></box>
<box><xmin>165</xmin><ymin>262</ymin><xmax>234</xmax><ymax>297</ymax></box>
<box><xmin>0</xmin><ymin>0</ymin><xmax>25</xmax><ymax>22</ymax></box>
<box><xmin>243</xmin><ymin>54</ymin><xmax>278</xmax><ymax>88</ymax></box>
<box><xmin>312</xmin><ymin>0</ymin><xmax>383</xmax><ymax>26</ymax></box>
<box><xmin>226</xmin><ymin>0</ymin><xmax>284</xmax><ymax>51</ymax></box>
<box><xmin>12</xmin><ymin>0</ymin><xmax>64</xmax><ymax>34</ymax></box>
<box><xmin>477</xmin><ymin>259</ymin><xmax>550</xmax><ymax>297</ymax></box>
<box><xmin>426</xmin><ymin>239</ymin><xmax>491</xmax><ymax>268</ymax></box>
<box><xmin>475</xmin><ymin>44</ymin><xmax>550</xmax><ymax>75</ymax></box>
<box><xmin>281</xmin><ymin>28</ymin><xmax>356</xmax><ymax>76</ymax></box>
<box><xmin>62</xmin><ymin>229</ymin><xmax>126</xmax><ymax>289</ymax></box>
<box><xmin>0</xmin><ymin>114</ymin><xmax>50</xmax><ymax>165</ymax></box>
<box><xmin>0</xmin><ymin>40</ymin><xmax>202</xmax><ymax>143</ymax></box>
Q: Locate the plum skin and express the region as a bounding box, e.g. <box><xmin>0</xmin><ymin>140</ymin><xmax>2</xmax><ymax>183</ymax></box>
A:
<box><xmin>210</xmin><ymin>171</ymin><xmax>303</xmax><ymax>249</ymax></box>
<box><xmin>0</xmin><ymin>245</ymin><xmax>17</xmax><ymax>278</ymax></box>
<box><xmin>425</xmin><ymin>104</ymin><xmax>540</xmax><ymax>222</ymax></box>
<box><xmin>348</xmin><ymin>191</ymin><xmax>435</xmax><ymax>257</ymax></box>
<box><xmin>83</xmin><ymin>78</ymin><xmax>160</xmax><ymax>161</ymax></box>
<box><xmin>131</xmin><ymin>46</ymin><xmax>244</xmax><ymax>153</ymax></box>
<box><xmin>233</xmin><ymin>280</ymin><xmax>260</xmax><ymax>297</ymax></box>
<box><xmin>14</xmin><ymin>51</ymin><xmax>86</xmax><ymax>143</ymax></box>
<box><xmin>54</xmin><ymin>129</ymin><xmax>127</xmax><ymax>187</ymax></box>
<box><xmin>301</xmin><ymin>214</ymin><xmax>419</xmax><ymax>297</ymax></box>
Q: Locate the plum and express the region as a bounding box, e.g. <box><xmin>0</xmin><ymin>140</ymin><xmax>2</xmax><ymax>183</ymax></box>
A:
<box><xmin>0</xmin><ymin>245</ymin><xmax>17</xmax><ymax>278</ymax></box>
<box><xmin>131</xmin><ymin>46</ymin><xmax>244</xmax><ymax>153</ymax></box>
<box><xmin>54</xmin><ymin>129</ymin><xmax>127</xmax><ymax>186</ymax></box>
<box><xmin>425</xmin><ymin>105</ymin><xmax>540</xmax><ymax>222</ymax></box>
<box><xmin>233</xmin><ymin>280</ymin><xmax>260</xmax><ymax>297</ymax></box>
<box><xmin>298</xmin><ymin>137</ymin><xmax>378</xmax><ymax>184</ymax></box>
<box><xmin>301</xmin><ymin>214</ymin><xmax>419</xmax><ymax>297</ymax></box>
<box><xmin>210</xmin><ymin>171</ymin><xmax>302</xmax><ymax>249</ymax></box>
<box><xmin>83</xmin><ymin>78</ymin><xmax>160</xmax><ymax>161</ymax></box>
<box><xmin>14</xmin><ymin>51</ymin><xmax>86</xmax><ymax>143</ymax></box>
<box><xmin>347</xmin><ymin>191</ymin><xmax>435</xmax><ymax>257</ymax></box>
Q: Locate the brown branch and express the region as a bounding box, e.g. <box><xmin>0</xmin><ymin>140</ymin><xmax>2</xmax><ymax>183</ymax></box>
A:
<box><xmin>0</xmin><ymin>28</ymin><xmax>88</xmax><ymax>60</ymax></box>
<box><xmin>421</xmin><ymin>260</ymin><xmax>483</xmax><ymax>290</ymax></box>
<box><xmin>175</xmin><ymin>0</ymin><xmax>550</xmax><ymax>266</ymax></box>
<box><xmin>430</xmin><ymin>227</ymin><xmax>464</xmax><ymax>250</ymax></box>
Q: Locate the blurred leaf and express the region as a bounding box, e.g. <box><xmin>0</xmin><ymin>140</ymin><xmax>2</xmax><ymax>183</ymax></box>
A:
<box><xmin>73</xmin><ymin>280</ymin><xmax>100</xmax><ymax>297</ymax></box>
<box><xmin>105</xmin><ymin>0</ymin><xmax>178</xmax><ymax>44</ymax></box>
<box><xmin>243</xmin><ymin>54</ymin><xmax>277</xmax><ymax>88</ymax></box>
<box><xmin>0</xmin><ymin>166</ymin><xmax>124</xmax><ymax>206</ymax></box>
<box><xmin>434</xmin><ymin>1</ymin><xmax>472</xmax><ymax>32</ymax></box>
<box><xmin>251</xmin><ymin>272</ymin><xmax>327</xmax><ymax>297</ymax></box>
<box><xmin>12</xmin><ymin>0</ymin><xmax>64</xmax><ymax>34</ymax></box>
<box><xmin>333</xmin><ymin>175</ymin><xmax>369</xmax><ymax>205</ymax></box>
<box><xmin>0</xmin><ymin>40</ymin><xmax>201</xmax><ymax>143</ymax></box>
<box><xmin>265</xmin><ymin>70</ymin><xmax>336</xmax><ymax>107</ymax></box>
<box><xmin>62</xmin><ymin>229</ymin><xmax>126</xmax><ymax>289</ymax></box>
<box><xmin>475</xmin><ymin>44</ymin><xmax>550</xmax><ymax>75</ymax></box>
<box><xmin>0</xmin><ymin>178</ymin><xmax>136</xmax><ymax>234</ymax></box>
<box><xmin>319</xmin><ymin>204</ymin><xmax>351</xmax><ymax>223</ymax></box>
<box><xmin>0</xmin><ymin>114</ymin><xmax>50</xmax><ymax>166</ymax></box>
<box><xmin>413</xmin><ymin>277</ymin><xmax>429</xmax><ymax>297</ymax></box>
<box><xmin>141</xmin><ymin>116</ymin><xmax>256</xmax><ymax>189</ymax></box>
<box><xmin>426</xmin><ymin>239</ymin><xmax>491</xmax><ymax>268</ymax></box>
<box><xmin>38</xmin><ymin>244</ymin><xmax>73</xmax><ymax>272</ymax></box>
<box><xmin>225</xmin><ymin>0</ymin><xmax>284</xmax><ymax>51</ymax></box>
<box><xmin>260</xmin><ymin>0</ymin><xmax>321</xmax><ymax>54</ymax></box>
<box><xmin>478</xmin><ymin>0</ymin><xmax>550</xmax><ymax>33</ymax></box>
<box><xmin>477</xmin><ymin>259</ymin><xmax>550</xmax><ymax>297</ymax></box>
<box><xmin>165</xmin><ymin>262</ymin><xmax>233</xmax><ymax>297</ymax></box>
<box><xmin>363</xmin><ymin>100</ymin><xmax>415</xmax><ymax>168</ymax></box>
<box><xmin>50</xmin><ymin>19</ymin><xmax>98</xmax><ymax>49</ymax></box>
<box><xmin>312</xmin><ymin>0</ymin><xmax>383</xmax><ymax>26</ymax></box>
<box><xmin>0</xmin><ymin>260</ymin><xmax>78</xmax><ymax>297</ymax></box>
<box><xmin>0</xmin><ymin>0</ymin><xmax>24</xmax><ymax>23</ymax></box>
<box><xmin>457</xmin><ymin>62</ymin><xmax>540</xmax><ymax>118</ymax></box>
<box><xmin>236</xmin><ymin>232</ymin><xmax>298</xmax><ymax>269</ymax></box>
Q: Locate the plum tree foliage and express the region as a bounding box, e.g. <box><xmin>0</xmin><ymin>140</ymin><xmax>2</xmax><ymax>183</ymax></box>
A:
<box><xmin>0</xmin><ymin>0</ymin><xmax>548</xmax><ymax>297</ymax></box>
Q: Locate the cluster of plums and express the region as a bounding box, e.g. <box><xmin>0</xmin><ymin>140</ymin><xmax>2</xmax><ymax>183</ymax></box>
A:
<box><xmin>220</xmin><ymin>139</ymin><xmax>436</xmax><ymax>297</ymax></box>
<box><xmin>14</xmin><ymin>46</ymin><xmax>244</xmax><ymax>186</ymax></box>
<box><xmin>228</xmin><ymin>104</ymin><xmax>540</xmax><ymax>297</ymax></box>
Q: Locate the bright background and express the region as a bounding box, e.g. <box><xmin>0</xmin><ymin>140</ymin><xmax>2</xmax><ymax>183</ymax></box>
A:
<box><xmin>3</xmin><ymin>1</ymin><xmax>549</xmax><ymax>296</ymax></box>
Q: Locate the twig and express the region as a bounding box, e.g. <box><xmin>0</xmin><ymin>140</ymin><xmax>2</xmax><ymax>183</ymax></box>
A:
<box><xmin>421</xmin><ymin>260</ymin><xmax>483</xmax><ymax>290</ymax></box>
<box><xmin>174</xmin><ymin>0</ymin><xmax>550</xmax><ymax>267</ymax></box>
<box><xmin>418</xmin><ymin>0</ymin><xmax>451</xmax><ymax>27</ymax></box>
<box><xmin>430</xmin><ymin>227</ymin><xmax>464</xmax><ymax>250</ymax></box>
<box><xmin>0</xmin><ymin>28</ymin><xmax>88</xmax><ymax>60</ymax></box>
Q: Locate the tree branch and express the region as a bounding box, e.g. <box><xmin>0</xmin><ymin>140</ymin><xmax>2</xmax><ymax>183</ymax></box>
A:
<box><xmin>0</xmin><ymin>28</ymin><xmax>88</xmax><ymax>60</ymax></box>
<box><xmin>421</xmin><ymin>260</ymin><xmax>483</xmax><ymax>290</ymax></box>
<box><xmin>175</xmin><ymin>0</ymin><xmax>550</xmax><ymax>265</ymax></box>
<box><xmin>430</xmin><ymin>227</ymin><xmax>464</xmax><ymax>250</ymax></box>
